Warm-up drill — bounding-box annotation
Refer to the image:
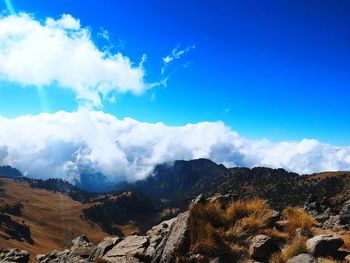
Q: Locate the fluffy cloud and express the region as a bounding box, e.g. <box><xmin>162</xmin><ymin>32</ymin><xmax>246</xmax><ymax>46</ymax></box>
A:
<box><xmin>0</xmin><ymin>13</ymin><xmax>154</xmax><ymax>107</ymax></box>
<box><xmin>0</xmin><ymin>110</ymin><xmax>349</xmax><ymax>184</ymax></box>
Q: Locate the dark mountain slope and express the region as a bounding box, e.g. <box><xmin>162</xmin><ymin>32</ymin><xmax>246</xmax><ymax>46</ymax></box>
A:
<box><xmin>114</xmin><ymin>159</ymin><xmax>350</xmax><ymax>209</ymax></box>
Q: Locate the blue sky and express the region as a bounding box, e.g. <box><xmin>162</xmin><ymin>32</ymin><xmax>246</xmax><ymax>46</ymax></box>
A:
<box><xmin>0</xmin><ymin>0</ymin><xmax>350</xmax><ymax>146</ymax></box>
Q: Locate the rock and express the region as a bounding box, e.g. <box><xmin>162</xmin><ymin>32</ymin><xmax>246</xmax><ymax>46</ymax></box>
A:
<box><xmin>0</xmin><ymin>248</ymin><xmax>29</xmax><ymax>263</ymax></box>
<box><xmin>286</xmin><ymin>254</ymin><xmax>314</xmax><ymax>263</ymax></box>
<box><xmin>72</xmin><ymin>235</ymin><xmax>90</xmax><ymax>245</ymax></box>
<box><xmin>152</xmin><ymin>212</ymin><xmax>190</xmax><ymax>263</ymax></box>
<box><xmin>339</xmin><ymin>200</ymin><xmax>350</xmax><ymax>225</ymax></box>
<box><xmin>97</xmin><ymin>236</ymin><xmax>122</xmax><ymax>256</ymax></box>
<box><xmin>189</xmin><ymin>194</ymin><xmax>206</xmax><ymax>209</ymax></box>
<box><xmin>103</xmin><ymin>256</ymin><xmax>141</xmax><ymax>263</ymax></box>
<box><xmin>207</xmin><ymin>194</ymin><xmax>238</xmax><ymax>207</ymax></box>
<box><xmin>145</xmin><ymin>217</ymin><xmax>176</xmax><ymax>258</ymax></box>
<box><xmin>249</xmin><ymin>235</ymin><xmax>280</xmax><ymax>262</ymax></box>
<box><xmin>266</xmin><ymin>210</ymin><xmax>281</xmax><ymax>226</ymax></box>
<box><xmin>306</xmin><ymin>234</ymin><xmax>344</xmax><ymax>256</ymax></box>
<box><xmin>104</xmin><ymin>235</ymin><xmax>149</xmax><ymax>259</ymax></box>
<box><xmin>37</xmin><ymin>235</ymin><xmax>100</xmax><ymax>262</ymax></box>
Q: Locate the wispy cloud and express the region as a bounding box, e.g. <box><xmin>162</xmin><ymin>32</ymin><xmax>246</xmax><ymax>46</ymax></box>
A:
<box><xmin>0</xmin><ymin>13</ymin><xmax>159</xmax><ymax>108</ymax></box>
<box><xmin>161</xmin><ymin>44</ymin><xmax>195</xmax><ymax>75</ymax></box>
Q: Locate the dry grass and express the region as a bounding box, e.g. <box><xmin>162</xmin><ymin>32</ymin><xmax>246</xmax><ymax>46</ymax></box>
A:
<box><xmin>189</xmin><ymin>198</ymin><xmax>282</xmax><ymax>258</ymax></box>
<box><xmin>270</xmin><ymin>237</ymin><xmax>307</xmax><ymax>263</ymax></box>
<box><xmin>282</xmin><ymin>207</ymin><xmax>317</xmax><ymax>238</ymax></box>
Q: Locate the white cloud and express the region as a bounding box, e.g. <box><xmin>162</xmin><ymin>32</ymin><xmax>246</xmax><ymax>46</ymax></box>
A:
<box><xmin>0</xmin><ymin>111</ymin><xmax>349</xmax><ymax>185</ymax></box>
<box><xmin>0</xmin><ymin>13</ymin><xmax>155</xmax><ymax>107</ymax></box>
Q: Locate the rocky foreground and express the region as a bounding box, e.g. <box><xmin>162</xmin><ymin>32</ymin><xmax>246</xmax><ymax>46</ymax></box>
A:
<box><xmin>3</xmin><ymin>194</ymin><xmax>350</xmax><ymax>263</ymax></box>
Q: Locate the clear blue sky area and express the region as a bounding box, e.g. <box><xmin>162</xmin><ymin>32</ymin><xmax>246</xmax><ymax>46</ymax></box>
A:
<box><xmin>0</xmin><ymin>0</ymin><xmax>349</xmax><ymax>145</ymax></box>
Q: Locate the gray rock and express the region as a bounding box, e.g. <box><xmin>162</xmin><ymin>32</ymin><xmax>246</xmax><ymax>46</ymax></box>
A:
<box><xmin>97</xmin><ymin>236</ymin><xmax>122</xmax><ymax>256</ymax></box>
<box><xmin>286</xmin><ymin>254</ymin><xmax>314</xmax><ymax>263</ymax></box>
<box><xmin>189</xmin><ymin>194</ymin><xmax>206</xmax><ymax>209</ymax></box>
<box><xmin>306</xmin><ymin>234</ymin><xmax>344</xmax><ymax>256</ymax></box>
<box><xmin>72</xmin><ymin>235</ymin><xmax>90</xmax><ymax>245</ymax></box>
<box><xmin>152</xmin><ymin>212</ymin><xmax>190</xmax><ymax>263</ymax></box>
<box><xmin>145</xmin><ymin>217</ymin><xmax>176</xmax><ymax>258</ymax></box>
<box><xmin>339</xmin><ymin>200</ymin><xmax>350</xmax><ymax>225</ymax></box>
<box><xmin>0</xmin><ymin>248</ymin><xmax>29</xmax><ymax>263</ymax></box>
<box><xmin>249</xmin><ymin>235</ymin><xmax>280</xmax><ymax>262</ymax></box>
<box><xmin>37</xmin><ymin>235</ymin><xmax>100</xmax><ymax>262</ymax></box>
<box><xmin>104</xmin><ymin>235</ymin><xmax>149</xmax><ymax>259</ymax></box>
<box><xmin>207</xmin><ymin>194</ymin><xmax>238</xmax><ymax>207</ymax></box>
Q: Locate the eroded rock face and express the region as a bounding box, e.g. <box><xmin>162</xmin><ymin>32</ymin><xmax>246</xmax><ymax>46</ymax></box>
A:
<box><xmin>249</xmin><ymin>235</ymin><xmax>280</xmax><ymax>262</ymax></box>
<box><xmin>286</xmin><ymin>254</ymin><xmax>314</xmax><ymax>263</ymax></box>
<box><xmin>306</xmin><ymin>234</ymin><xmax>344</xmax><ymax>257</ymax></box>
<box><xmin>0</xmin><ymin>248</ymin><xmax>29</xmax><ymax>263</ymax></box>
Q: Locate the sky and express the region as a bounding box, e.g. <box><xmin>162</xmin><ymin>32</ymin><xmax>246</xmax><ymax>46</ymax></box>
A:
<box><xmin>0</xmin><ymin>0</ymin><xmax>349</xmax><ymax>183</ymax></box>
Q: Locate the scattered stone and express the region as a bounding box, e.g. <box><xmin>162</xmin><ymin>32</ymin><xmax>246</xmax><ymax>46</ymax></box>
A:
<box><xmin>306</xmin><ymin>234</ymin><xmax>344</xmax><ymax>256</ymax></box>
<box><xmin>0</xmin><ymin>248</ymin><xmax>29</xmax><ymax>263</ymax></box>
<box><xmin>249</xmin><ymin>235</ymin><xmax>280</xmax><ymax>262</ymax></box>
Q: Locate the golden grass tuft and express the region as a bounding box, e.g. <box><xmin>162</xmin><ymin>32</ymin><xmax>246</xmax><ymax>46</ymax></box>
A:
<box><xmin>270</xmin><ymin>237</ymin><xmax>307</xmax><ymax>263</ymax></box>
<box><xmin>189</xmin><ymin>198</ymin><xmax>282</xmax><ymax>258</ymax></box>
<box><xmin>282</xmin><ymin>207</ymin><xmax>317</xmax><ymax>237</ymax></box>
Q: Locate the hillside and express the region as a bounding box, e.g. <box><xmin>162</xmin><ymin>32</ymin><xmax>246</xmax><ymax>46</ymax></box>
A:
<box><xmin>0</xmin><ymin>179</ymin><xmax>175</xmax><ymax>261</ymax></box>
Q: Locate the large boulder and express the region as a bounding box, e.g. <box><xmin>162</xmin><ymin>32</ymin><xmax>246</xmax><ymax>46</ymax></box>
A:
<box><xmin>104</xmin><ymin>235</ymin><xmax>149</xmax><ymax>261</ymax></box>
<box><xmin>249</xmin><ymin>235</ymin><xmax>280</xmax><ymax>262</ymax></box>
<box><xmin>152</xmin><ymin>212</ymin><xmax>190</xmax><ymax>263</ymax></box>
<box><xmin>97</xmin><ymin>236</ymin><xmax>122</xmax><ymax>256</ymax></box>
<box><xmin>145</xmin><ymin>218</ymin><xmax>176</xmax><ymax>258</ymax></box>
<box><xmin>306</xmin><ymin>234</ymin><xmax>344</xmax><ymax>256</ymax></box>
<box><xmin>0</xmin><ymin>248</ymin><xmax>29</xmax><ymax>263</ymax></box>
<box><xmin>286</xmin><ymin>254</ymin><xmax>314</xmax><ymax>263</ymax></box>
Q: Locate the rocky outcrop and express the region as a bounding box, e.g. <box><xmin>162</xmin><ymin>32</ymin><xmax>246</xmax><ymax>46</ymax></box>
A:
<box><xmin>152</xmin><ymin>212</ymin><xmax>190</xmax><ymax>263</ymax></box>
<box><xmin>104</xmin><ymin>235</ymin><xmax>149</xmax><ymax>261</ymax></box>
<box><xmin>36</xmin><ymin>235</ymin><xmax>102</xmax><ymax>262</ymax></box>
<box><xmin>249</xmin><ymin>235</ymin><xmax>280</xmax><ymax>261</ymax></box>
<box><xmin>0</xmin><ymin>248</ymin><xmax>29</xmax><ymax>263</ymax></box>
<box><xmin>306</xmin><ymin>234</ymin><xmax>344</xmax><ymax>257</ymax></box>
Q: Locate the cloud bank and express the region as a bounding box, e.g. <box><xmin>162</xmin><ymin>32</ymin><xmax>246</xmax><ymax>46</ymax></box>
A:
<box><xmin>0</xmin><ymin>110</ymin><xmax>349</xmax><ymax>184</ymax></box>
<box><xmin>0</xmin><ymin>13</ymin><xmax>154</xmax><ymax>107</ymax></box>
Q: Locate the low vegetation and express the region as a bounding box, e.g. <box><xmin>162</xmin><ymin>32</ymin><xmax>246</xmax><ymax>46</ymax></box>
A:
<box><xmin>188</xmin><ymin>198</ymin><xmax>317</xmax><ymax>261</ymax></box>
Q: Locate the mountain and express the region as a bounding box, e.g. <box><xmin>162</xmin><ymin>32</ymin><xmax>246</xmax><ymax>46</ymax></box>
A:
<box><xmin>0</xmin><ymin>165</ymin><xmax>23</xmax><ymax>179</ymax></box>
<box><xmin>114</xmin><ymin>158</ymin><xmax>350</xmax><ymax>209</ymax></box>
